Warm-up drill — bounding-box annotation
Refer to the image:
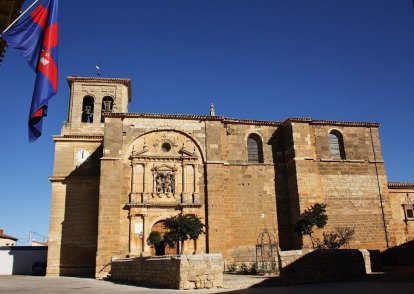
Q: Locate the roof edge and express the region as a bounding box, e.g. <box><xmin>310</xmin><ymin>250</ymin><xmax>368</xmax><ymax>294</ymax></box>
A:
<box><xmin>0</xmin><ymin>234</ymin><xmax>18</xmax><ymax>241</ymax></box>
<box><xmin>104</xmin><ymin>113</ymin><xmax>380</xmax><ymax>127</ymax></box>
<box><xmin>67</xmin><ymin>76</ymin><xmax>132</xmax><ymax>101</ymax></box>
<box><xmin>104</xmin><ymin>112</ymin><xmax>282</xmax><ymax>126</ymax></box>
<box><xmin>388</xmin><ymin>182</ymin><xmax>414</xmax><ymax>189</ymax></box>
<box><xmin>67</xmin><ymin>76</ymin><xmax>131</xmax><ymax>85</ymax></box>
<box><xmin>284</xmin><ymin>117</ymin><xmax>379</xmax><ymax>127</ymax></box>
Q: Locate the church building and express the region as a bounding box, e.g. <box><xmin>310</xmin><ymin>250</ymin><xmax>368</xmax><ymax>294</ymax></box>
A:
<box><xmin>47</xmin><ymin>76</ymin><xmax>414</xmax><ymax>278</ymax></box>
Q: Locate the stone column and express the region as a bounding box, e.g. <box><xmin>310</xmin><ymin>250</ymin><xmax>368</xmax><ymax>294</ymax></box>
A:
<box><xmin>142</xmin><ymin>214</ymin><xmax>150</xmax><ymax>256</ymax></box>
<box><xmin>142</xmin><ymin>163</ymin><xmax>146</xmax><ymax>203</ymax></box>
<box><xmin>130</xmin><ymin>162</ymin><xmax>135</xmax><ymax>202</ymax></box>
<box><xmin>193</xmin><ymin>164</ymin><xmax>199</xmax><ymax>204</ymax></box>
<box><xmin>143</xmin><ymin>163</ymin><xmax>147</xmax><ymax>193</ymax></box>
<box><xmin>174</xmin><ymin>170</ymin><xmax>178</xmax><ymax>199</ymax></box>
<box><xmin>152</xmin><ymin>171</ymin><xmax>157</xmax><ymax>195</ymax></box>
<box><xmin>181</xmin><ymin>162</ymin><xmax>187</xmax><ymax>203</ymax></box>
<box><xmin>129</xmin><ymin>213</ymin><xmax>146</xmax><ymax>256</ymax></box>
<box><xmin>128</xmin><ymin>213</ymin><xmax>135</xmax><ymax>255</ymax></box>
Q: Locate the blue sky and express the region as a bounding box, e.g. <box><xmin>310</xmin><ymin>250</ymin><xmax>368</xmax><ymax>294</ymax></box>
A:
<box><xmin>1</xmin><ymin>0</ymin><xmax>414</xmax><ymax>243</ymax></box>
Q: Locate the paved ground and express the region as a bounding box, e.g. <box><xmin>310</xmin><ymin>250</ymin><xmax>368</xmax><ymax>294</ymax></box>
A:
<box><xmin>0</xmin><ymin>266</ymin><xmax>413</xmax><ymax>294</ymax></box>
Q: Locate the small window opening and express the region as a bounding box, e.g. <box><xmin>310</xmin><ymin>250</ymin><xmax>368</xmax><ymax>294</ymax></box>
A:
<box><xmin>162</xmin><ymin>143</ymin><xmax>171</xmax><ymax>152</ymax></box>
<box><xmin>403</xmin><ymin>204</ymin><xmax>414</xmax><ymax>221</ymax></box>
<box><xmin>81</xmin><ymin>96</ymin><xmax>94</xmax><ymax>123</ymax></box>
<box><xmin>247</xmin><ymin>133</ymin><xmax>264</xmax><ymax>163</ymax></box>
<box><xmin>329</xmin><ymin>130</ymin><xmax>346</xmax><ymax>160</ymax></box>
<box><xmin>101</xmin><ymin>96</ymin><xmax>114</xmax><ymax>122</ymax></box>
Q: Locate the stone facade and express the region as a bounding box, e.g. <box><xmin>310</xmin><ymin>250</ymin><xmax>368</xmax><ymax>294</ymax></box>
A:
<box><xmin>387</xmin><ymin>183</ymin><xmax>414</xmax><ymax>245</ymax></box>
<box><xmin>47</xmin><ymin>76</ymin><xmax>414</xmax><ymax>278</ymax></box>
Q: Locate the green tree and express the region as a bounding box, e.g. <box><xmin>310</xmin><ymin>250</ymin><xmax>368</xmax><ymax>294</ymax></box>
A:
<box><xmin>146</xmin><ymin>231</ymin><xmax>165</xmax><ymax>255</ymax></box>
<box><xmin>294</xmin><ymin>203</ymin><xmax>328</xmax><ymax>248</ymax></box>
<box><xmin>163</xmin><ymin>214</ymin><xmax>205</xmax><ymax>254</ymax></box>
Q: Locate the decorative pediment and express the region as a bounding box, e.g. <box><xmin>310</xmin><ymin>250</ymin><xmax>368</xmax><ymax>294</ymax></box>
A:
<box><xmin>151</xmin><ymin>164</ymin><xmax>177</xmax><ymax>172</ymax></box>
<box><xmin>130</xmin><ymin>144</ymin><xmax>148</xmax><ymax>158</ymax></box>
<box><xmin>404</xmin><ymin>194</ymin><xmax>414</xmax><ymax>204</ymax></box>
<box><xmin>179</xmin><ymin>146</ymin><xmax>198</xmax><ymax>158</ymax></box>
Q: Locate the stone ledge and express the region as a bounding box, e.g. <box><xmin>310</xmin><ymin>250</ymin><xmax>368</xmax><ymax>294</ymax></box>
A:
<box><xmin>111</xmin><ymin>254</ymin><xmax>224</xmax><ymax>290</ymax></box>
<box><xmin>320</xmin><ymin>158</ymin><xmax>365</xmax><ymax>163</ymax></box>
<box><xmin>279</xmin><ymin>249</ymin><xmax>376</xmax><ymax>285</ymax></box>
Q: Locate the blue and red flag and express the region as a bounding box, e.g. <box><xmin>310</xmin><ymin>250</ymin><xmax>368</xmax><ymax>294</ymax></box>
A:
<box><xmin>1</xmin><ymin>0</ymin><xmax>58</xmax><ymax>142</ymax></box>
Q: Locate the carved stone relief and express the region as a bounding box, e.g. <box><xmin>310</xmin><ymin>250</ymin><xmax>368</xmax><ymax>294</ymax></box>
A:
<box><xmin>155</xmin><ymin>172</ymin><xmax>175</xmax><ymax>195</ymax></box>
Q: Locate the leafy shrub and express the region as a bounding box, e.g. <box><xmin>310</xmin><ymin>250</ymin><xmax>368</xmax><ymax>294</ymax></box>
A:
<box><xmin>294</xmin><ymin>203</ymin><xmax>328</xmax><ymax>248</ymax></box>
<box><xmin>239</xmin><ymin>262</ymin><xmax>249</xmax><ymax>274</ymax></box>
<box><xmin>316</xmin><ymin>227</ymin><xmax>355</xmax><ymax>249</ymax></box>
<box><xmin>226</xmin><ymin>263</ymin><xmax>237</xmax><ymax>273</ymax></box>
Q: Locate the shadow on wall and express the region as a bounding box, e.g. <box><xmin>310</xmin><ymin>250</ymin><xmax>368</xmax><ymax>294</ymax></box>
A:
<box><xmin>382</xmin><ymin>239</ymin><xmax>414</xmax><ymax>266</ymax></box>
<box><xmin>58</xmin><ymin>146</ymin><xmax>102</xmax><ymax>277</ymax></box>
<box><xmin>279</xmin><ymin>249</ymin><xmax>368</xmax><ymax>285</ymax></box>
<box><xmin>268</xmin><ymin>127</ymin><xmax>302</xmax><ymax>251</ymax></box>
<box><xmin>2</xmin><ymin>246</ymin><xmax>48</xmax><ymax>275</ymax></box>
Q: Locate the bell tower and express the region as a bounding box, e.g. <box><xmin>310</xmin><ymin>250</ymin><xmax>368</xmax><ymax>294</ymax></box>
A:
<box><xmin>47</xmin><ymin>76</ymin><xmax>131</xmax><ymax>277</ymax></box>
<box><xmin>63</xmin><ymin>76</ymin><xmax>131</xmax><ymax>135</ymax></box>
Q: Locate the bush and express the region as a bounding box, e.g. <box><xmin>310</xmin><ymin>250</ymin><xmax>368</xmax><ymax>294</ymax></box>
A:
<box><xmin>146</xmin><ymin>231</ymin><xmax>165</xmax><ymax>255</ymax></box>
<box><xmin>316</xmin><ymin>227</ymin><xmax>355</xmax><ymax>249</ymax></box>
<box><xmin>250</xmin><ymin>262</ymin><xmax>258</xmax><ymax>274</ymax></box>
<box><xmin>226</xmin><ymin>262</ymin><xmax>237</xmax><ymax>273</ymax></box>
<box><xmin>239</xmin><ymin>262</ymin><xmax>249</xmax><ymax>274</ymax></box>
<box><xmin>147</xmin><ymin>231</ymin><xmax>162</xmax><ymax>247</ymax></box>
<box><xmin>294</xmin><ymin>203</ymin><xmax>328</xmax><ymax>248</ymax></box>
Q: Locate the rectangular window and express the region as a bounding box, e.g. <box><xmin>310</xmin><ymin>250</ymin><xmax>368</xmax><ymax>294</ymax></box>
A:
<box><xmin>403</xmin><ymin>204</ymin><xmax>414</xmax><ymax>221</ymax></box>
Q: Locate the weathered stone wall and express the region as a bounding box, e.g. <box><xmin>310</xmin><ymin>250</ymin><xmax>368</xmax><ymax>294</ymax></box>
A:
<box><xmin>205</xmin><ymin>122</ymin><xmax>279</xmax><ymax>263</ymax></box>
<box><xmin>111</xmin><ymin>254</ymin><xmax>223</xmax><ymax>289</ymax></box>
<box><xmin>383</xmin><ymin>184</ymin><xmax>414</xmax><ymax>265</ymax></box>
<box><xmin>47</xmin><ymin>139</ymin><xmax>101</xmax><ymax>277</ymax></box>
<box><xmin>313</xmin><ymin>124</ymin><xmax>391</xmax><ymax>250</ymax></box>
<box><xmin>48</xmin><ymin>77</ymin><xmax>130</xmax><ymax>277</ymax></box>
<box><xmin>283</xmin><ymin>120</ymin><xmax>323</xmax><ymax>249</ymax></box>
<box><xmin>387</xmin><ymin>184</ymin><xmax>414</xmax><ymax>246</ymax></box>
<box><xmin>283</xmin><ymin>120</ymin><xmax>392</xmax><ymax>250</ymax></box>
<box><xmin>95</xmin><ymin>118</ymin><xmax>125</xmax><ymax>278</ymax></box>
<box><xmin>280</xmin><ymin>249</ymin><xmax>369</xmax><ymax>284</ymax></box>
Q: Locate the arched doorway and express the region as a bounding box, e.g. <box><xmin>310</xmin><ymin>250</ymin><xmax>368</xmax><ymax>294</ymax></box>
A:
<box><xmin>150</xmin><ymin>220</ymin><xmax>176</xmax><ymax>256</ymax></box>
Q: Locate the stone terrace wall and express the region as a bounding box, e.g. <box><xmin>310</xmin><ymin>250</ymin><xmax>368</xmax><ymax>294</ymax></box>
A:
<box><xmin>111</xmin><ymin>254</ymin><xmax>223</xmax><ymax>290</ymax></box>
<box><xmin>280</xmin><ymin>249</ymin><xmax>370</xmax><ymax>284</ymax></box>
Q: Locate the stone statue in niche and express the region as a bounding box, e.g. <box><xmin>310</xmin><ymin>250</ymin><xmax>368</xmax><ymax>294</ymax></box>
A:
<box><xmin>155</xmin><ymin>172</ymin><xmax>175</xmax><ymax>196</ymax></box>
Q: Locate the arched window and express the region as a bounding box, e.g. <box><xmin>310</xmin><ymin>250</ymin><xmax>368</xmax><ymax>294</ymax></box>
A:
<box><xmin>81</xmin><ymin>96</ymin><xmax>94</xmax><ymax>123</ymax></box>
<box><xmin>329</xmin><ymin>130</ymin><xmax>346</xmax><ymax>160</ymax></box>
<box><xmin>101</xmin><ymin>96</ymin><xmax>114</xmax><ymax>122</ymax></box>
<box><xmin>247</xmin><ymin>133</ymin><xmax>263</xmax><ymax>163</ymax></box>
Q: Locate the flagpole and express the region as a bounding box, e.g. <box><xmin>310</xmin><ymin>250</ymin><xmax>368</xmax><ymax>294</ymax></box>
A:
<box><xmin>0</xmin><ymin>0</ymin><xmax>40</xmax><ymax>36</ymax></box>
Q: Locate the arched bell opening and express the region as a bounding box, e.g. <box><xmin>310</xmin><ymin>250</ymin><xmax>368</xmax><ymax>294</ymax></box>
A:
<box><xmin>101</xmin><ymin>96</ymin><xmax>114</xmax><ymax>122</ymax></box>
<box><xmin>81</xmin><ymin>96</ymin><xmax>94</xmax><ymax>123</ymax></box>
